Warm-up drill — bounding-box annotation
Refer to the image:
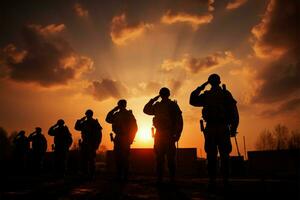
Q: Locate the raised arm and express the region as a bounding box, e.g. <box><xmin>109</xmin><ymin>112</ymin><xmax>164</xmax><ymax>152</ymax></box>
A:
<box><xmin>75</xmin><ymin>117</ymin><xmax>85</xmax><ymax>131</ymax></box>
<box><xmin>105</xmin><ymin>106</ymin><xmax>119</xmax><ymax>124</ymax></box>
<box><xmin>143</xmin><ymin>96</ymin><xmax>159</xmax><ymax>115</ymax></box>
<box><xmin>189</xmin><ymin>82</ymin><xmax>208</xmax><ymax>107</ymax></box>
<box><xmin>48</xmin><ymin>125</ymin><xmax>57</xmax><ymax>136</ymax></box>
<box><xmin>28</xmin><ymin>132</ymin><xmax>36</xmax><ymax>141</ymax></box>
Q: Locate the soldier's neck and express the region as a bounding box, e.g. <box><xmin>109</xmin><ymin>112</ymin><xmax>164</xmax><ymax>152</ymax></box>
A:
<box><xmin>211</xmin><ymin>85</ymin><xmax>221</xmax><ymax>90</ymax></box>
<box><xmin>161</xmin><ymin>98</ymin><xmax>169</xmax><ymax>102</ymax></box>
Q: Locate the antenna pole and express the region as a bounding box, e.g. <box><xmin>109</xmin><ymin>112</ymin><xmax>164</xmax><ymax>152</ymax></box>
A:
<box><xmin>243</xmin><ymin>136</ymin><xmax>247</xmax><ymax>160</ymax></box>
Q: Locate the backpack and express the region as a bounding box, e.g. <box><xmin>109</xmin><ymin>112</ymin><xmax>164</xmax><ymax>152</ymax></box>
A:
<box><xmin>153</xmin><ymin>100</ymin><xmax>183</xmax><ymax>141</ymax></box>
<box><xmin>202</xmin><ymin>85</ymin><xmax>239</xmax><ymax>128</ymax></box>
<box><xmin>83</xmin><ymin>119</ymin><xmax>102</xmax><ymax>149</ymax></box>
<box><xmin>112</xmin><ymin>110</ymin><xmax>138</xmax><ymax>144</ymax></box>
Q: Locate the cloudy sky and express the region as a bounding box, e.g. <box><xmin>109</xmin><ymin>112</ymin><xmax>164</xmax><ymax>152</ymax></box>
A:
<box><xmin>0</xmin><ymin>0</ymin><xmax>299</xmax><ymax>155</ymax></box>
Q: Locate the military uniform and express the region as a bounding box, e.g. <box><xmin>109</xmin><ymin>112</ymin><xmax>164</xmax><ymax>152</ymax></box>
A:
<box><xmin>13</xmin><ymin>132</ymin><xmax>29</xmax><ymax>172</ymax></box>
<box><xmin>28</xmin><ymin>131</ymin><xmax>47</xmax><ymax>172</ymax></box>
<box><xmin>190</xmin><ymin>85</ymin><xmax>238</xmax><ymax>184</ymax></box>
<box><xmin>48</xmin><ymin>125</ymin><xmax>72</xmax><ymax>176</ymax></box>
<box><xmin>75</xmin><ymin>118</ymin><xmax>102</xmax><ymax>178</ymax></box>
<box><xmin>144</xmin><ymin>98</ymin><xmax>182</xmax><ymax>181</ymax></box>
<box><xmin>106</xmin><ymin>109</ymin><xmax>137</xmax><ymax>181</ymax></box>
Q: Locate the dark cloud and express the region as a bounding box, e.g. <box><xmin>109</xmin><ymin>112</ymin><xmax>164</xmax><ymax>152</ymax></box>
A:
<box><xmin>87</xmin><ymin>79</ymin><xmax>128</xmax><ymax>102</ymax></box>
<box><xmin>110</xmin><ymin>13</ymin><xmax>153</xmax><ymax>45</ymax></box>
<box><xmin>226</xmin><ymin>0</ymin><xmax>248</xmax><ymax>10</ymax></box>
<box><xmin>137</xmin><ymin>79</ymin><xmax>183</xmax><ymax>96</ymax></box>
<box><xmin>261</xmin><ymin>98</ymin><xmax>300</xmax><ymax>117</ymax></box>
<box><xmin>165</xmin><ymin>0</ymin><xmax>213</xmax><ymax>14</ymax></box>
<box><xmin>161</xmin><ymin>0</ymin><xmax>213</xmax><ymax>29</ymax></box>
<box><xmin>0</xmin><ymin>24</ymin><xmax>93</xmax><ymax>87</ymax></box>
<box><xmin>87</xmin><ymin>79</ymin><xmax>184</xmax><ymax>101</ymax></box>
<box><xmin>185</xmin><ymin>51</ymin><xmax>234</xmax><ymax>73</ymax></box>
<box><xmin>73</xmin><ymin>3</ymin><xmax>89</xmax><ymax>17</ymax></box>
<box><xmin>253</xmin><ymin>60</ymin><xmax>300</xmax><ymax>103</ymax></box>
<box><xmin>161</xmin><ymin>11</ymin><xmax>213</xmax><ymax>30</ymax></box>
<box><xmin>161</xmin><ymin>51</ymin><xmax>235</xmax><ymax>73</ymax></box>
<box><xmin>251</xmin><ymin>0</ymin><xmax>300</xmax><ymax>103</ymax></box>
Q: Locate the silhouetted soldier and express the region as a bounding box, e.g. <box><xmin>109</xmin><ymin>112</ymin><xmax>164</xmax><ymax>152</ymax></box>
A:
<box><xmin>13</xmin><ymin>130</ymin><xmax>29</xmax><ymax>172</ymax></box>
<box><xmin>189</xmin><ymin>74</ymin><xmax>239</xmax><ymax>191</ymax></box>
<box><xmin>143</xmin><ymin>87</ymin><xmax>183</xmax><ymax>183</ymax></box>
<box><xmin>48</xmin><ymin>119</ymin><xmax>73</xmax><ymax>177</ymax></box>
<box><xmin>75</xmin><ymin>109</ymin><xmax>102</xmax><ymax>179</ymax></box>
<box><xmin>28</xmin><ymin>127</ymin><xmax>47</xmax><ymax>173</ymax></box>
<box><xmin>106</xmin><ymin>99</ymin><xmax>138</xmax><ymax>182</ymax></box>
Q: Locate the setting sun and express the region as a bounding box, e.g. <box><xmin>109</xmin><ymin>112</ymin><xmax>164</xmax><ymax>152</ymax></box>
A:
<box><xmin>132</xmin><ymin>117</ymin><xmax>154</xmax><ymax>147</ymax></box>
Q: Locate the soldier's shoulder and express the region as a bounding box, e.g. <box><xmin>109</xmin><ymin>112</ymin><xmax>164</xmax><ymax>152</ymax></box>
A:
<box><xmin>223</xmin><ymin>89</ymin><xmax>237</xmax><ymax>103</ymax></box>
<box><xmin>128</xmin><ymin>109</ymin><xmax>135</xmax><ymax>116</ymax></box>
<box><xmin>171</xmin><ymin>99</ymin><xmax>182</xmax><ymax>110</ymax></box>
<box><xmin>92</xmin><ymin>118</ymin><xmax>100</xmax><ymax>124</ymax></box>
<box><xmin>222</xmin><ymin>89</ymin><xmax>233</xmax><ymax>97</ymax></box>
<box><xmin>201</xmin><ymin>90</ymin><xmax>210</xmax><ymax>96</ymax></box>
<box><xmin>171</xmin><ymin>99</ymin><xmax>180</xmax><ymax>107</ymax></box>
<box><xmin>152</xmin><ymin>101</ymin><xmax>161</xmax><ymax>108</ymax></box>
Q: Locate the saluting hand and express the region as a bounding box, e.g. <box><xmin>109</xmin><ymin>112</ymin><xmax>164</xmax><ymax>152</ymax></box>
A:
<box><xmin>113</xmin><ymin>106</ymin><xmax>119</xmax><ymax>111</ymax></box>
<box><xmin>152</xmin><ymin>95</ymin><xmax>160</xmax><ymax>102</ymax></box>
<box><xmin>198</xmin><ymin>81</ymin><xmax>209</xmax><ymax>91</ymax></box>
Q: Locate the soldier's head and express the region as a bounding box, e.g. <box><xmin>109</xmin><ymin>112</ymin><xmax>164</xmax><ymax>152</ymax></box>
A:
<box><xmin>159</xmin><ymin>87</ymin><xmax>170</xmax><ymax>99</ymax></box>
<box><xmin>85</xmin><ymin>109</ymin><xmax>93</xmax><ymax>119</ymax></box>
<box><xmin>208</xmin><ymin>74</ymin><xmax>221</xmax><ymax>87</ymax></box>
<box><xmin>57</xmin><ymin>119</ymin><xmax>65</xmax><ymax>126</ymax></box>
<box><xmin>35</xmin><ymin>127</ymin><xmax>42</xmax><ymax>134</ymax></box>
<box><xmin>118</xmin><ymin>99</ymin><xmax>127</xmax><ymax>110</ymax></box>
<box><xmin>19</xmin><ymin>130</ymin><xmax>25</xmax><ymax>136</ymax></box>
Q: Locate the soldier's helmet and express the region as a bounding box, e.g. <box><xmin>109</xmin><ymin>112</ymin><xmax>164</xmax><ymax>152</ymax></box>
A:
<box><xmin>85</xmin><ymin>109</ymin><xmax>93</xmax><ymax>118</ymax></box>
<box><xmin>35</xmin><ymin>127</ymin><xmax>42</xmax><ymax>133</ymax></box>
<box><xmin>208</xmin><ymin>74</ymin><xmax>221</xmax><ymax>86</ymax></box>
<box><xmin>118</xmin><ymin>99</ymin><xmax>127</xmax><ymax>108</ymax></box>
<box><xmin>19</xmin><ymin>130</ymin><xmax>25</xmax><ymax>136</ymax></box>
<box><xmin>159</xmin><ymin>87</ymin><xmax>170</xmax><ymax>98</ymax></box>
<box><xmin>57</xmin><ymin>119</ymin><xmax>65</xmax><ymax>126</ymax></box>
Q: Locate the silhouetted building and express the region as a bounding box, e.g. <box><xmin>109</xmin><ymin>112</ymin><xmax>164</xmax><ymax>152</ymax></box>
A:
<box><xmin>248</xmin><ymin>149</ymin><xmax>300</xmax><ymax>178</ymax></box>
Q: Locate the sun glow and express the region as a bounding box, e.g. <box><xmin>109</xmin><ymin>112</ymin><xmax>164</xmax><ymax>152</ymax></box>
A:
<box><xmin>132</xmin><ymin>118</ymin><xmax>154</xmax><ymax>147</ymax></box>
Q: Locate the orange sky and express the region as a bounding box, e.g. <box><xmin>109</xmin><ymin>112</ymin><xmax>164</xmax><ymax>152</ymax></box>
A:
<box><xmin>0</xmin><ymin>0</ymin><xmax>299</xmax><ymax>157</ymax></box>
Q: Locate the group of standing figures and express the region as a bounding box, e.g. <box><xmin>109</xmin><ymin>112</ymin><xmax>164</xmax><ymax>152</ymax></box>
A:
<box><xmin>13</xmin><ymin>74</ymin><xmax>239</xmax><ymax>190</ymax></box>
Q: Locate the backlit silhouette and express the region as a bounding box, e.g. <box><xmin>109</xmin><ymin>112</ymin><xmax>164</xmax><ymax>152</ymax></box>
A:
<box><xmin>190</xmin><ymin>74</ymin><xmax>239</xmax><ymax>193</ymax></box>
<box><xmin>13</xmin><ymin>130</ymin><xmax>29</xmax><ymax>173</ymax></box>
<box><xmin>75</xmin><ymin>109</ymin><xmax>102</xmax><ymax>179</ymax></box>
<box><xmin>48</xmin><ymin>119</ymin><xmax>73</xmax><ymax>178</ymax></box>
<box><xmin>143</xmin><ymin>87</ymin><xmax>183</xmax><ymax>183</ymax></box>
<box><xmin>106</xmin><ymin>99</ymin><xmax>138</xmax><ymax>182</ymax></box>
<box><xmin>28</xmin><ymin>127</ymin><xmax>47</xmax><ymax>173</ymax></box>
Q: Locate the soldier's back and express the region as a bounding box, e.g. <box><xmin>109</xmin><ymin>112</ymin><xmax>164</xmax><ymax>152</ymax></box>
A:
<box><xmin>202</xmin><ymin>87</ymin><xmax>228</xmax><ymax>123</ymax></box>
<box><xmin>153</xmin><ymin>99</ymin><xmax>179</xmax><ymax>134</ymax></box>
<box><xmin>54</xmin><ymin>126</ymin><xmax>71</xmax><ymax>148</ymax></box>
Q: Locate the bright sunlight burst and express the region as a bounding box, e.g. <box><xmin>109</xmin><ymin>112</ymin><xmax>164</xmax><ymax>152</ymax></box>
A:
<box><xmin>133</xmin><ymin>117</ymin><xmax>153</xmax><ymax>147</ymax></box>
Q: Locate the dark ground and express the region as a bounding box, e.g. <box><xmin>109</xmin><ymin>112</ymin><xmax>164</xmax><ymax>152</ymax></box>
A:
<box><xmin>0</xmin><ymin>170</ymin><xmax>299</xmax><ymax>200</ymax></box>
